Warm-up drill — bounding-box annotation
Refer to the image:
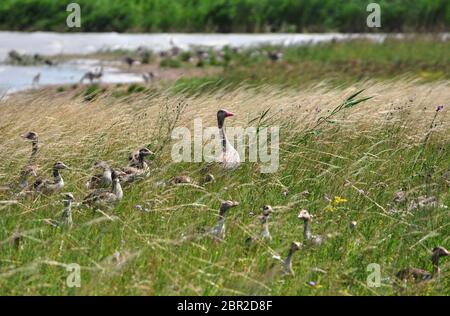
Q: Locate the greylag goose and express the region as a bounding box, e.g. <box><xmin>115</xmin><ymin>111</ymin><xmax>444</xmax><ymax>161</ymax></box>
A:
<box><xmin>123</xmin><ymin>56</ymin><xmax>136</xmax><ymax>68</ymax></box>
<box><xmin>32</xmin><ymin>161</ymin><xmax>69</xmax><ymax>195</ymax></box>
<box><xmin>217</xmin><ymin>109</ymin><xmax>240</xmax><ymax>170</ymax></box>
<box><xmin>298</xmin><ymin>209</ymin><xmax>326</xmax><ymax>246</ymax></box>
<box><xmin>244</xmin><ymin>205</ymin><xmax>273</xmax><ymax>250</ymax></box>
<box><xmin>396</xmin><ymin>246</ymin><xmax>449</xmax><ymax>282</ymax></box>
<box><xmin>85</xmin><ymin>161</ymin><xmax>112</xmax><ymax>189</ymax></box>
<box><xmin>127</xmin><ymin>148</ymin><xmax>153</xmax><ymax>171</ymax></box>
<box><xmin>269</xmin><ymin>242</ymin><xmax>302</xmax><ymax>277</ymax></box>
<box><xmin>60</xmin><ymin>193</ymin><xmax>74</xmax><ymax>228</ymax></box>
<box><xmin>32</xmin><ymin>72</ymin><xmax>41</xmax><ymax>86</ymax></box>
<box><xmin>210</xmin><ymin>200</ymin><xmax>239</xmax><ymax>239</ymax></box>
<box><xmin>142</xmin><ymin>72</ymin><xmax>155</xmax><ymax>83</ymax></box>
<box><xmin>22</xmin><ymin>131</ymin><xmax>39</xmax><ymax>159</ymax></box>
<box><xmin>80</xmin><ymin>67</ymin><xmax>103</xmax><ymax>84</ymax></box>
<box><xmin>83</xmin><ymin>171</ymin><xmax>123</xmax><ymax>208</ymax></box>
<box><xmin>118</xmin><ymin>148</ymin><xmax>154</xmax><ymax>184</ymax></box>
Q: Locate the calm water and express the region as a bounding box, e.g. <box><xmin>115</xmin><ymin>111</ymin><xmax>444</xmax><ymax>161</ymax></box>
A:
<box><xmin>0</xmin><ymin>32</ymin><xmax>448</xmax><ymax>94</ymax></box>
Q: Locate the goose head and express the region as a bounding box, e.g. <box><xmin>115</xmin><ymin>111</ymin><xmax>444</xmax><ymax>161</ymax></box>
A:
<box><xmin>54</xmin><ymin>162</ymin><xmax>69</xmax><ymax>170</ymax></box>
<box><xmin>262</xmin><ymin>205</ymin><xmax>273</xmax><ymax>216</ymax></box>
<box><xmin>22</xmin><ymin>131</ymin><xmax>38</xmax><ymax>142</ymax></box>
<box><xmin>93</xmin><ymin>161</ymin><xmax>111</xmax><ymax>171</ymax></box>
<box><xmin>432</xmin><ymin>246</ymin><xmax>449</xmax><ymax>258</ymax></box>
<box><xmin>63</xmin><ymin>193</ymin><xmax>75</xmax><ymax>202</ymax></box>
<box><xmin>298</xmin><ymin>209</ymin><xmax>312</xmax><ymax>222</ymax></box>
<box><xmin>290</xmin><ymin>241</ymin><xmax>302</xmax><ymax>252</ymax></box>
<box><xmin>138</xmin><ymin>147</ymin><xmax>154</xmax><ymax>158</ymax></box>
<box><xmin>23</xmin><ymin>165</ymin><xmax>38</xmax><ymax>177</ymax></box>
<box><xmin>217</xmin><ymin>109</ymin><xmax>234</xmax><ymax>128</ymax></box>
<box><xmin>219</xmin><ymin>200</ymin><xmax>239</xmax><ymax>216</ymax></box>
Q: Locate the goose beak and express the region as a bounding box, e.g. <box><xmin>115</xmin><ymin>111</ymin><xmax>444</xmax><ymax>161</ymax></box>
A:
<box><xmin>225</xmin><ymin>111</ymin><xmax>234</xmax><ymax>117</ymax></box>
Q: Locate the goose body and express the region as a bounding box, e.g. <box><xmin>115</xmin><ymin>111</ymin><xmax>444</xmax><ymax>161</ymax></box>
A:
<box><xmin>119</xmin><ymin>148</ymin><xmax>154</xmax><ymax>184</ymax></box>
<box><xmin>217</xmin><ymin>109</ymin><xmax>240</xmax><ymax>170</ymax></box>
<box><xmin>32</xmin><ymin>162</ymin><xmax>68</xmax><ymax>195</ymax></box>
<box><xmin>83</xmin><ymin>171</ymin><xmax>123</xmax><ymax>208</ymax></box>
<box><xmin>86</xmin><ymin>161</ymin><xmax>112</xmax><ymax>189</ymax></box>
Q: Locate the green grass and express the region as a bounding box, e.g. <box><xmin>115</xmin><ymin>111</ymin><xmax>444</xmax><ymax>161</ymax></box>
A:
<box><xmin>0</xmin><ymin>0</ymin><xmax>448</xmax><ymax>32</ymax></box>
<box><xmin>167</xmin><ymin>38</ymin><xmax>450</xmax><ymax>94</ymax></box>
<box><xmin>0</xmin><ymin>82</ymin><xmax>449</xmax><ymax>295</ymax></box>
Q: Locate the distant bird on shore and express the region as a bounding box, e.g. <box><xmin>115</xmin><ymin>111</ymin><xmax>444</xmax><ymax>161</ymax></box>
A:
<box><xmin>32</xmin><ymin>73</ymin><xmax>41</xmax><ymax>86</ymax></box>
<box><xmin>80</xmin><ymin>66</ymin><xmax>103</xmax><ymax>84</ymax></box>
<box><xmin>267</xmin><ymin>51</ymin><xmax>282</xmax><ymax>62</ymax></box>
<box><xmin>217</xmin><ymin>109</ymin><xmax>240</xmax><ymax>170</ymax></box>
<box><xmin>142</xmin><ymin>72</ymin><xmax>155</xmax><ymax>83</ymax></box>
<box><xmin>123</xmin><ymin>56</ymin><xmax>136</xmax><ymax>68</ymax></box>
<box><xmin>396</xmin><ymin>246</ymin><xmax>449</xmax><ymax>282</ymax></box>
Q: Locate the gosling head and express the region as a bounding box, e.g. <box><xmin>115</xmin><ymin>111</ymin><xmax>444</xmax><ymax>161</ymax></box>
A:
<box><xmin>432</xmin><ymin>246</ymin><xmax>449</xmax><ymax>258</ymax></box>
<box><xmin>22</xmin><ymin>131</ymin><xmax>38</xmax><ymax>142</ymax></box>
<box><xmin>93</xmin><ymin>161</ymin><xmax>111</xmax><ymax>171</ymax></box>
<box><xmin>54</xmin><ymin>162</ymin><xmax>69</xmax><ymax>170</ymax></box>
<box><xmin>138</xmin><ymin>147</ymin><xmax>154</xmax><ymax>157</ymax></box>
<box><xmin>63</xmin><ymin>193</ymin><xmax>75</xmax><ymax>202</ymax></box>
<box><xmin>290</xmin><ymin>241</ymin><xmax>302</xmax><ymax>252</ymax></box>
<box><xmin>219</xmin><ymin>200</ymin><xmax>239</xmax><ymax>216</ymax></box>
<box><xmin>23</xmin><ymin>165</ymin><xmax>38</xmax><ymax>176</ymax></box>
<box><xmin>262</xmin><ymin>205</ymin><xmax>273</xmax><ymax>216</ymax></box>
<box><xmin>298</xmin><ymin>209</ymin><xmax>312</xmax><ymax>222</ymax></box>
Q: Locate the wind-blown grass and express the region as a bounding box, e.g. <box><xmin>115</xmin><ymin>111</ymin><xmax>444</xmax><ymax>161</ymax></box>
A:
<box><xmin>0</xmin><ymin>80</ymin><xmax>449</xmax><ymax>295</ymax></box>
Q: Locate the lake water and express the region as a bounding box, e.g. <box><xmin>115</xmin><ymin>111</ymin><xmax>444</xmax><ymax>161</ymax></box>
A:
<box><xmin>0</xmin><ymin>32</ymin><xmax>448</xmax><ymax>94</ymax></box>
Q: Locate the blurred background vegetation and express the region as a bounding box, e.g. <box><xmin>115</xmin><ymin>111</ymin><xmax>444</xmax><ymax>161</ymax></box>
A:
<box><xmin>0</xmin><ymin>0</ymin><xmax>448</xmax><ymax>33</ymax></box>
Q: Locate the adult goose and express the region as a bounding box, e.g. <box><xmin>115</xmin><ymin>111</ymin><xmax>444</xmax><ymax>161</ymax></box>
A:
<box><xmin>396</xmin><ymin>246</ymin><xmax>449</xmax><ymax>282</ymax></box>
<box><xmin>217</xmin><ymin>109</ymin><xmax>240</xmax><ymax>170</ymax></box>
<box><xmin>83</xmin><ymin>171</ymin><xmax>123</xmax><ymax>208</ymax></box>
<box><xmin>86</xmin><ymin>161</ymin><xmax>112</xmax><ymax>190</ymax></box>
<box><xmin>32</xmin><ymin>162</ymin><xmax>69</xmax><ymax>195</ymax></box>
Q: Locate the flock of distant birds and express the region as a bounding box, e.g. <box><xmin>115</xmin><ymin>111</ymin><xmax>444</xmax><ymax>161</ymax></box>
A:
<box><xmin>4</xmin><ymin>45</ymin><xmax>448</xmax><ymax>285</ymax></box>
<box><xmin>9</xmin><ymin>41</ymin><xmax>283</xmax><ymax>88</ymax></box>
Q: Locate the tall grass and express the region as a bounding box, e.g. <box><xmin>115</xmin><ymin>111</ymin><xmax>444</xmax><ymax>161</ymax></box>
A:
<box><xmin>0</xmin><ymin>80</ymin><xmax>449</xmax><ymax>295</ymax></box>
<box><xmin>0</xmin><ymin>0</ymin><xmax>448</xmax><ymax>32</ymax></box>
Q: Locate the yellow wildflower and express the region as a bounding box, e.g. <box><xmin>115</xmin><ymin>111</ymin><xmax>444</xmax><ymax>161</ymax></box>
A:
<box><xmin>324</xmin><ymin>204</ymin><xmax>337</xmax><ymax>212</ymax></box>
<box><xmin>334</xmin><ymin>196</ymin><xmax>347</xmax><ymax>204</ymax></box>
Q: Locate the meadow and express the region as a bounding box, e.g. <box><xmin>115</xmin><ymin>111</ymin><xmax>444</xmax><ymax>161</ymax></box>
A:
<box><xmin>0</xmin><ymin>39</ymin><xmax>449</xmax><ymax>295</ymax></box>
